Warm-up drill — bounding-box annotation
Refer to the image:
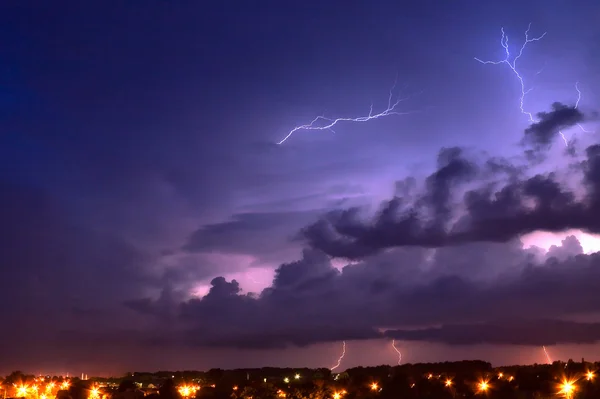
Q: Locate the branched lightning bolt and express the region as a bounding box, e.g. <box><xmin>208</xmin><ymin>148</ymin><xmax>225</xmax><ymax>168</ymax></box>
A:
<box><xmin>277</xmin><ymin>80</ymin><xmax>413</xmax><ymax>145</ymax></box>
<box><xmin>475</xmin><ymin>23</ymin><xmax>547</xmax><ymax>124</ymax></box>
<box><xmin>391</xmin><ymin>339</ymin><xmax>402</xmax><ymax>365</ymax></box>
<box><xmin>330</xmin><ymin>340</ymin><xmax>346</xmax><ymax>371</ymax></box>
<box><xmin>543</xmin><ymin>345</ymin><xmax>552</xmax><ymax>364</ymax></box>
<box><xmin>476</xmin><ymin>24</ymin><xmax>591</xmax><ymax>147</ymax></box>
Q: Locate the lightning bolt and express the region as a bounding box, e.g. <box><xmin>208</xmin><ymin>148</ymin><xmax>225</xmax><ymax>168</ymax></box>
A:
<box><xmin>543</xmin><ymin>345</ymin><xmax>553</xmax><ymax>364</ymax></box>
<box><xmin>476</xmin><ymin>24</ymin><xmax>590</xmax><ymax>148</ymax></box>
<box><xmin>277</xmin><ymin>79</ymin><xmax>414</xmax><ymax>145</ymax></box>
<box><xmin>575</xmin><ymin>81</ymin><xmax>593</xmax><ymax>134</ymax></box>
<box><xmin>330</xmin><ymin>340</ymin><xmax>346</xmax><ymax>371</ymax></box>
<box><xmin>475</xmin><ymin>23</ymin><xmax>547</xmax><ymax>124</ymax></box>
<box><xmin>391</xmin><ymin>339</ymin><xmax>402</xmax><ymax>365</ymax></box>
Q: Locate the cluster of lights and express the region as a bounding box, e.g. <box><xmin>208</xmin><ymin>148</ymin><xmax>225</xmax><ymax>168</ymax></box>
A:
<box><xmin>177</xmin><ymin>385</ymin><xmax>199</xmax><ymax>398</ymax></box>
<box><xmin>282</xmin><ymin>374</ymin><xmax>302</xmax><ymax>384</ymax></box>
<box><xmin>12</xmin><ymin>380</ymin><xmax>71</xmax><ymax>398</ymax></box>
<box><xmin>59</xmin><ymin>367</ymin><xmax>590</xmax><ymax>399</ymax></box>
<box><xmin>554</xmin><ymin>371</ymin><xmax>596</xmax><ymax>399</ymax></box>
<box><xmin>331</xmin><ymin>389</ymin><xmax>347</xmax><ymax>399</ymax></box>
<box><xmin>89</xmin><ymin>387</ymin><xmax>101</xmax><ymax>399</ymax></box>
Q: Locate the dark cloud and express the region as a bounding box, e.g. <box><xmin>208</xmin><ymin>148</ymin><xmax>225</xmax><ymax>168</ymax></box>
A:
<box><xmin>120</xmin><ymin>236</ymin><xmax>600</xmax><ymax>349</ymax></box>
<box><xmin>523</xmin><ymin>102</ymin><xmax>585</xmax><ymax>149</ymax></box>
<box><xmin>302</xmin><ymin>135</ymin><xmax>600</xmax><ymax>259</ymax></box>
<box><xmin>385</xmin><ymin>319</ymin><xmax>600</xmax><ymax>346</ymax></box>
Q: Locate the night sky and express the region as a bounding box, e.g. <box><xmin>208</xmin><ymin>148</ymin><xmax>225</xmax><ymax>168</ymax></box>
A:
<box><xmin>2</xmin><ymin>0</ymin><xmax>600</xmax><ymax>376</ymax></box>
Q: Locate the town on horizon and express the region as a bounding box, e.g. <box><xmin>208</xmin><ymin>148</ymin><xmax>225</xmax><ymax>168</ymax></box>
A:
<box><xmin>2</xmin><ymin>358</ymin><xmax>599</xmax><ymax>399</ymax></box>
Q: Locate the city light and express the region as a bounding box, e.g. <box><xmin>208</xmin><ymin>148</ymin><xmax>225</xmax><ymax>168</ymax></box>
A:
<box><xmin>177</xmin><ymin>385</ymin><xmax>199</xmax><ymax>398</ymax></box>
<box><xmin>477</xmin><ymin>380</ymin><xmax>490</xmax><ymax>394</ymax></box>
<box><xmin>16</xmin><ymin>385</ymin><xmax>28</xmax><ymax>397</ymax></box>
<box><xmin>586</xmin><ymin>370</ymin><xmax>595</xmax><ymax>381</ymax></box>
<box><xmin>1</xmin><ymin>363</ymin><xmax>598</xmax><ymax>399</ymax></box>
<box><xmin>178</xmin><ymin>386</ymin><xmax>191</xmax><ymax>397</ymax></box>
<box><xmin>558</xmin><ymin>378</ymin><xmax>577</xmax><ymax>398</ymax></box>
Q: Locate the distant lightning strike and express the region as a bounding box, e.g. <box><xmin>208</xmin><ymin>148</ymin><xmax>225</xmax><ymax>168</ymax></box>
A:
<box><xmin>391</xmin><ymin>339</ymin><xmax>402</xmax><ymax>365</ymax></box>
<box><xmin>277</xmin><ymin>80</ymin><xmax>412</xmax><ymax>145</ymax></box>
<box><xmin>330</xmin><ymin>341</ymin><xmax>346</xmax><ymax>371</ymax></box>
<box><xmin>475</xmin><ymin>23</ymin><xmax>547</xmax><ymax>124</ymax></box>
<box><xmin>575</xmin><ymin>82</ymin><xmax>592</xmax><ymax>134</ymax></box>
<box><xmin>543</xmin><ymin>346</ymin><xmax>553</xmax><ymax>364</ymax></box>
<box><xmin>476</xmin><ymin>24</ymin><xmax>591</xmax><ymax>148</ymax></box>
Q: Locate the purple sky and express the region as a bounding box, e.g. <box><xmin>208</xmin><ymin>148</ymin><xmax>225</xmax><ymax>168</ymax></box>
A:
<box><xmin>2</xmin><ymin>0</ymin><xmax>600</xmax><ymax>376</ymax></box>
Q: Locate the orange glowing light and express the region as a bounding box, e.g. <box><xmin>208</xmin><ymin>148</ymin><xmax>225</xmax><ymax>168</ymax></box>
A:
<box><xmin>332</xmin><ymin>392</ymin><xmax>344</xmax><ymax>399</ymax></box>
<box><xmin>477</xmin><ymin>380</ymin><xmax>489</xmax><ymax>393</ymax></box>
<box><xmin>427</xmin><ymin>374</ymin><xmax>433</xmax><ymax>379</ymax></box>
<box><xmin>498</xmin><ymin>373</ymin><xmax>503</xmax><ymax>379</ymax></box>
<box><xmin>445</xmin><ymin>379</ymin><xmax>453</xmax><ymax>387</ymax></box>
<box><xmin>178</xmin><ymin>386</ymin><xmax>192</xmax><ymax>397</ymax></box>
<box><xmin>89</xmin><ymin>387</ymin><xmax>100</xmax><ymax>399</ymax></box>
<box><xmin>61</xmin><ymin>382</ymin><xmax>70</xmax><ymax>390</ymax></box>
<box><xmin>558</xmin><ymin>378</ymin><xmax>577</xmax><ymax>398</ymax></box>
<box><xmin>277</xmin><ymin>390</ymin><xmax>286</xmax><ymax>398</ymax></box>
<box><xmin>586</xmin><ymin>371</ymin><xmax>595</xmax><ymax>381</ymax></box>
<box><xmin>233</xmin><ymin>386</ymin><xmax>238</xmax><ymax>391</ymax></box>
<box><xmin>370</xmin><ymin>383</ymin><xmax>379</xmax><ymax>391</ymax></box>
<box><xmin>16</xmin><ymin>385</ymin><xmax>28</xmax><ymax>397</ymax></box>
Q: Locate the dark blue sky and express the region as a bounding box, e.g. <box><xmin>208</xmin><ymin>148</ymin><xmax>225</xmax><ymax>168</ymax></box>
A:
<box><xmin>2</xmin><ymin>0</ymin><xmax>600</xmax><ymax>375</ymax></box>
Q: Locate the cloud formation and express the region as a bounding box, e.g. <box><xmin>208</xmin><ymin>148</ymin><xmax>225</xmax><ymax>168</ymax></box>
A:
<box><xmin>6</xmin><ymin>99</ymin><xmax>599</xmax><ymax>362</ymax></box>
<box><xmin>302</xmin><ymin>108</ymin><xmax>598</xmax><ymax>260</ymax></box>
<box><xmin>523</xmin><ymin>102</ymin><xmax>585</xmax><ymax>149</ymax></box>
<box><xmin>125</xmin><ymin>236</ymin><xmax>600</xmax><ymax>349</ymax></box>
<box><xmin>122</xmin><ymin>106</ymin><xmax>600</xmax><ymax>350</ymax></box>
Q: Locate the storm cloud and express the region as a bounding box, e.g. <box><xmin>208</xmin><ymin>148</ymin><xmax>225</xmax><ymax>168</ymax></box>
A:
<box><xmin>303</xmin><ymin>131</ymin><xmax>600</xmax><ymax>259</ymax></box>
